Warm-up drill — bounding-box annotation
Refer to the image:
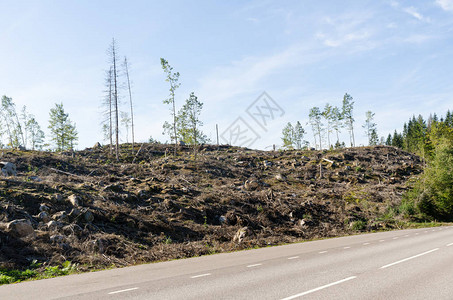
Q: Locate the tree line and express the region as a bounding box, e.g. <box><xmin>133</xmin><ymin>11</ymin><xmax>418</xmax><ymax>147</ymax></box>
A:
<box><xmin>0</xmin><ymin>96</ymin><xmax>77</xmax><ymax>151</ymax></box>
<box><xmin>281</xmin><ymin>93</ymin><xmax>378</xmax><ymax>150</ymax></box>
<box><xmin>389</xmin><ymin>110</ymin><xmax>453</xmax><ymax>221</ymax></box>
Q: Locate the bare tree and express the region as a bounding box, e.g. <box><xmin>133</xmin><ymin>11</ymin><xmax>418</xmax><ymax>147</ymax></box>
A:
<box><xmin>108</xmin><ymin>38</ymin><xmax>120</xmax><ymax>161</ymax></box>
<box><xmin>123</xmin><ymin>56</ymin><xmax>135</xmax><ymax>152</ymax></box>
<box><xmin>101</xmin><ymin>67</ymin><xmax>114</xmax><ymax>154</ymax></box>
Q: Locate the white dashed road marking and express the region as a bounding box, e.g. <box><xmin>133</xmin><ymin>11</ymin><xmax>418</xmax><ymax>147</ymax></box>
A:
<box><xmin>319</xmin><ymin>251</ymin><xmax>328</xmax><ymax>254</ymax></box>
<box><xmin>288</xmin><ymin>256</ymin><xmax>299</xmax><ymax>260</ymax></box>
<box><xmin>190</xmin><ymin>273</ymin><xmax>211</xmax><ymax>279</ymax></box>
<box><xmin>108</xmin><ymin>287</ymin><xmax>139</xmax><ymax>295</ymax></box>
<box><xmin>380</xmin><ymin>248</ymin><xmax>439</xmax><ymax>269</ymax></box>
<box><xmin>247</xmin><ymin>264</ymin><xmax>262</xmax><ymax>268</ymax></box>
<box><xmin>280</xmin><ymin>276</ymin><xmax>357</xmax><ymax>300</ymax></box>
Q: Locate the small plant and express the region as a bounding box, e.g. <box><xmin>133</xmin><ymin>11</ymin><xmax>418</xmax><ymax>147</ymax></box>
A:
<box><xmin>164</xmin><ymin>236</ymin><xmax>173</xmax><ymax>244</ymax></box>
<box><xmin>257</xmin><ymin>205</ymin><xmax>264</xmax><ymax>213</ymax></box>
<box><xmin>351</xmin><ymin>220</ymin><xmax>367</xmax><ymax>231</ymax></box>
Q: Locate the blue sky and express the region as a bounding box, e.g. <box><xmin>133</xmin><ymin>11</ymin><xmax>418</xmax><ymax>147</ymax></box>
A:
<box><xmin>1</xmin><ymin>0</ymin><xmax>453</xmax><ymax>149</ymax></box>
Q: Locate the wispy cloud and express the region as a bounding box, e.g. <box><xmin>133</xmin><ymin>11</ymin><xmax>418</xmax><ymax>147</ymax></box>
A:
<box><xmin>436</xmin><ymin>0</ymin><xmax>453</xmax><ymax>11</ymax></box>
<box><xmin>403</xmin><ymin>6</ymin><xmax>429</xmax><ymax>22</ymax></box>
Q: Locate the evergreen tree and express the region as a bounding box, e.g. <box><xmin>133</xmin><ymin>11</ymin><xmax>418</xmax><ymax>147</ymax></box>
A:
<box><xmin>281</xmin><ymin>122</ymin><xmax>295</xmax><ymax>150</ymax></box>
<box><xmin>26</xmin><ymin>116</ymin><xmax>45</xmax><ymax>150</ymax></box>
<box><xmin>363</xmin><ymin>110</ymin><xmax>377</xmax><ymax>146</ymax></box>
<box><xmin>332</xmin><ymin>106</ymin><xmax>343</xmax><ymax>145</ymax></box>
<box><xmin>342</xmin><ymin>93</ymin><xmax>355</xmax><ymax>147</ymax></box>
<box><xmin>161</xmin><ymin>58</ymin><xmax>181</xmax><ymax>155</ymax></box>
<box><xmin>0</xmin><ymin>96</ymin><xmax>25</xmax><ymax>148</ymax></box>
<box><xmin>322</xmin><ymin>103</ymin><xmax>334</xmax><ymax>149</ymax></box>
<box><xmin>48</xmin><ymin>103</ymin><xmax>78</xmax><ymax>151</ymax></box>
<box><xmin>294</xmin><ymin>121</ymin><xmax>306</xmax><ymax>149</ymax></box>
<box><xmin>309</xmin><ymin>107</ymin><xmax>323</xmax><ymax>150</ymax></box>
<box><xmin>176</xmin><ymin>92</ymin><xmax>208</xmax><ymax>146</ymax></box>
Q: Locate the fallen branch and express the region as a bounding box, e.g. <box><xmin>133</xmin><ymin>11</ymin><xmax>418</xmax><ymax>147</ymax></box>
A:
<box><xmin>132</xmin><ymin>143</ymin><xmax>145</xmax><ymax>164</ymax></box>
<box><xmin>322</xmin><ymin>158</ymin><xmax>334</xmax><ymax>164</ymax></box>
<box><xmin>45</xmin><ymin>166</ymin><xmax>82</xmax><ymax>178</ymax></box>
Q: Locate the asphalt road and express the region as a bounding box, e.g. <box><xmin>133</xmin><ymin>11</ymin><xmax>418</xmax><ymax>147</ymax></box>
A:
<box><xmin>2</xmin><ymin>226</ymin><xmax>453</xmax><ymax>299</ymax></box>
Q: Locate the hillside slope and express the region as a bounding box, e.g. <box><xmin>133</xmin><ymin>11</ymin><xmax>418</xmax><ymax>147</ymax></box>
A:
<box><xmin>0</xmin><ymin>144</ymin><xmax>423</xmax><ymax>272</ymax></box>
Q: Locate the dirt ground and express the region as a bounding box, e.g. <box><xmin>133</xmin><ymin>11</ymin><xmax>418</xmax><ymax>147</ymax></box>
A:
<box><xmin>0</xmin><ymin>144</ymin><xmax>423</xmax><ymax>272</ymax></box>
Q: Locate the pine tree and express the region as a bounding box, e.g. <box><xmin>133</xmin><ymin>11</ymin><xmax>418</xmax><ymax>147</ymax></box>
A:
<box><xmin>309</xmin><ymin>107</ymin><xmax>323</xmax><ymax>150</ymax></box>
<box><xmin>294</xmin><ymin>121</ymin><xmax>306</xmax><ymax>149</ymax></box>
<box><xmin>176</xmin><ymin>92</ymin><xmax>208</xmax><ymax>146</ymax></box>
<box><xmin>342</xmin><ymin>93</ymin><xmax>355</xmax><ymax>147</ymax></box>
<box><xmin>281</xmin><ymin>122</ymin><xmax>295</xmax><ymax>150</ymax></box>
<box><xmin>48</xmin><ymin>103</ymin><xmax>78</xmax><ymax>151</ymax></box>
<box><xmin>161</xmin><ymin>58</ymin><xmax>180</xmax><ymax>155</ymax></box>
<box><xmin>322</xmin><ymin>103</ymin><xmax>334</xmax><ymax>149</ymax></box>
<box><xmin>332</xmin><ymin>106</ymin><xmax>343</xmax><ymax>145</ymax></box>
<box><xmin>363</xmin><ymin>110</ymin><xmax>377</xmax><ymax>146</ymax></box>
<box><xmin>26</xmin><ymin>116</ymin><xmax>45</xmax><ymax>150</ymax></box>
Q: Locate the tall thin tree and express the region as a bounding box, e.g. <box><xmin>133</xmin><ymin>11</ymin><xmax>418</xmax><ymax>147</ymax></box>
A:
<box><xmin>342</xmin><ymin>93</ymin><xmax>355</xmax><ymax>147</ymax></box>
<box><xmin>123</xmin><ymin>56</ymin><xmax>135</xmax><ymax>152</ymax></box>
<box><xmin>109</xmin><ymin>38</ymin><xmax>120</xmax><ymax>161</ymax></box>
<box><xmin>161</xmin><ymin>58</ymin><xmax>180</xmax><ymax>155</ymax></box>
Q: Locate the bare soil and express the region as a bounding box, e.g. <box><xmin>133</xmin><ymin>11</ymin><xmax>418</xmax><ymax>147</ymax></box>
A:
<box><xmin>0</xmin><ymin>144</ymin><xmax>423</xmax><ymax>272</ymax></box>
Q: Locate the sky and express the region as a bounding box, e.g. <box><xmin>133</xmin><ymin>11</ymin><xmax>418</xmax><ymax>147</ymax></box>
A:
<box><xmin>1</xmin><ymin>0</ymin><xmax>453</xmax><ymax>150</ymax></box>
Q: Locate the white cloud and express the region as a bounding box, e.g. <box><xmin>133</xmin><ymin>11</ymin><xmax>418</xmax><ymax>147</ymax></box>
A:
<box><xmin>403</xmin><ymin>6</ymin><xmax>428</xmax><ymax>21</ymax></box>
<box><xmin>436</xmin><ymin>0</ymin><xmax>453</xmax><ymax>11</ymax></box>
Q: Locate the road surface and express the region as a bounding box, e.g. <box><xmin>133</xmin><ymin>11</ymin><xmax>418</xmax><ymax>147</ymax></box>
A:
<box><xmin>1</xmin><ymin>226</ymin><xmax>453</xmax><ymax>299</ymax></box>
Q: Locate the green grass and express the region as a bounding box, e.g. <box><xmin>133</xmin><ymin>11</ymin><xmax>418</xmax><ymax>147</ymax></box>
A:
<box><xmin>0</xmin><ymin>261</ymin><xmax>78</xmax><ymax>285</ymax></box>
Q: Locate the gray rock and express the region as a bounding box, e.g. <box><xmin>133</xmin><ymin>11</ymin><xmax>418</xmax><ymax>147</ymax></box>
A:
<box><xmin>0</xmin><ymin>162</ymin><xmax>17</xmax><ymax>177</ymax></box>
<box><xmin>84</xmin><ymin>210</ymin><xmax>94</xmax><ymax>223</ymax></box>
<box><xmin>93</xmin><ymin>142</ymin><xmax>102</xmax><ymax>149</ymax></box>
<box><xmin>52</xmin><ymin>194</ymin><xmax>64</xmax><ymax>203</ymax></box>
<box><xmin>68</xmin><ymin>194</ymin><xmax>80</xmax><ymax>206</ymax></box>
<box><xmin>39</xmin><ymin>203</ymin><xmax>50</xmax><ymax>212</ymax></box>
<box><xmin>219</xmin><ymin>215</ymin><xmax>227</xmax><ymax>224</ymax></box>
<box><xmin>7</xmin><ymin>219</ymin><xmax>34</xmax><ymax>237</ymax></box>
<box><xmin>37</xmin><ymin>211</ymin><xmax>51</xmax><ymax>223</ymax></box>
<box><xmin>178</xmin><ymin>141</ymin><xmax>186</xmax><ymax>146</ymax></box>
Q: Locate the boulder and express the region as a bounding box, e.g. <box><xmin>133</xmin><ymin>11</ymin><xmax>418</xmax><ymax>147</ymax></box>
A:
<box><xmin>0</xmin><ymin>162</ymin><xmax>17</xmax><ymax>177</ymax></box>
<box><xmin>7</xmin><ymin>219</ymin><xmax>34</xmax><ymax>237</ymax></box>
<box><xmin>93</xmin><ymin>142</ymin><xmax>102</xmax><ymax>149</ymax></box>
